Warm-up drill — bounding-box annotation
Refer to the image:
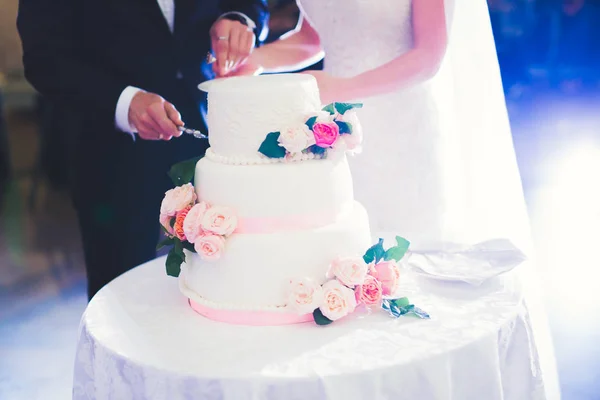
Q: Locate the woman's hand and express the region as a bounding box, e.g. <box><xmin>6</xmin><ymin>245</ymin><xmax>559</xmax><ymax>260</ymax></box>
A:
<box><xmin>222</xmin><ymin>56</ymin><xmax>264</xmax><ymax>77</ymax></box>
<box><xmin>303</xmin><ymin>70</ymin><xmax>351</xmax><ymax>105</ymax></box>
<box><xmin>210</xmin><ymin>18</ymin><xmax>256</xmax><ymax>76</ymax></box>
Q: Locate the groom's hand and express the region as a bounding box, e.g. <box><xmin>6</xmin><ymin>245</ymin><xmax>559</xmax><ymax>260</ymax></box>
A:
<box><xmin>210</xmin><ymin>18</ymin><xmax>255</xmax><ymax>76</ymax></box>
<box><xmin>128</xmin><ymin>92</ymin><xmax>183</xmax><ymax>141</ymax></box>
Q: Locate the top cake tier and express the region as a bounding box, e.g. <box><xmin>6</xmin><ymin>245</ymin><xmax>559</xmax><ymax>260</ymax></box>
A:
<box><xmin>204</xmin><ymin>74</ymin><xmax>321</xmax><ymax>162</ymax></box>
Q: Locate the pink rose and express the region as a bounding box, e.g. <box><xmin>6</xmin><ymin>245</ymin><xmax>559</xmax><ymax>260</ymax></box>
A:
<box><xmin>312</xmin><ymin>122</ymin><xmax>339</xmax><ymax>148</ymax></box>
<box><xmin>200</xmin><ymin>205</ymin><xmax>238</xmax><ymax>236</ymax></box>
<box><xmin>326</xmin><ymin>256</ymin><xmax>369</xmax><ymax>288</ymax></box>
<box><xmin>173</xmin><ymin>206</ymin><xmax>191</xmax><ymax>241</ymax></box>
<box><xmin>159</xmin><ymin>213</ymin><xmax>175</xmax><ymax>237</ymax></box>
<box><xmin>160</xmin><ymin>183</ymin><xmax>197</xmax><ymax>216</ymax></box>
<box><xmin>287</xmin><ymin>277</ymin><xmax>324</xmax><ymax>315</ymax></box>
<box><xmin>355</xmin><ymin>275</ymin><xmax>383</xmax><ymax>307</ymax></box>
<box><xmin>182</xmin><ymin>202</ymin><xmax>209</xmax><ymax>243</ymax></box>
<box><xmin>194</xmin><ymin>234</ymin><xmax>226</xmax><ymax>261</ymax></box>
<box><xmin>319</xmin><ymin>280</ymin><xmax>357</xmax><ymax>321</ymax></box>
<box><xmin>370</xmin><ymin>261</ymin><xmax>401</xmax><ymax>296</ymax></box>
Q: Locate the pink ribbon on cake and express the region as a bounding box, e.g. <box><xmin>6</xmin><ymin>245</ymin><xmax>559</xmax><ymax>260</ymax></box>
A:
<box><xmin>234</xmin><ymin>212</ymin><xmax>335</xmax><ymax>234</ymax></box>
<box><xmin>189</xmin><ymin>299</ymin><xmax>313</xmax><ymax>326</ymax></box>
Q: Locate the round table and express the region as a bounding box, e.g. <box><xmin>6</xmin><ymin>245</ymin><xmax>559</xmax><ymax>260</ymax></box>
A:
<box><xmin>72</xmin><ymin>256</ymin><xmax>550</xmax><ymax>400</ymax></box>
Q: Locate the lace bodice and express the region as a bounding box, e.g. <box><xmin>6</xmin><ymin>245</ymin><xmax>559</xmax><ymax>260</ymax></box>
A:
<box><xmin>297</xmin><ymin>0</ymin><xmax>413</xmax><ymax>77</ymax></box>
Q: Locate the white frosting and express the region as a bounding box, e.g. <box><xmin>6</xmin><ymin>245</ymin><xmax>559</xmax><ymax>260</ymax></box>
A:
<box><xmin>194</xmin><ymin>154</ymin><xmax>354</xmax><ymax>218</ymax></box>
<box><xmin>180</xmin><ymin>202</ymin><xmax>371</xmax><ymax>310</ymax></box>
<box><xmin>206</xmin><ymin>74</ymin><xmax>321</xmax><ymax>162</ymax></box>
<box><xmin>178</xmin><ymin>74</ymin><xmax>372</xmax><ymax>317</ymax></box>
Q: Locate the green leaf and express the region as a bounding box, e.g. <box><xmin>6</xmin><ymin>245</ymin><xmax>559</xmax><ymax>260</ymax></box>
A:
<box><xmin>182</xmin><ymin>240</ymin><xmax>196</xmax><ymax>253</ymax></box>
<box><xmin>409</xmin><ymin>305</ymin><xmax>430</xmax><ymax>319</ymax></box>
<box><xmin>258</xmin><ymin>132</ymin><xmax>287</xmax><ymax>159</ymax></box>
<box><xmin>166</xmin><ymin>247</ymin><xmax>184</xmax><ymax>277</ymax></box>
<box><xmin>363</xmin><ymin>238</ymin><xmax>385</xmax><ymax>264</ymax></box>
<box><xmin>156</xmin><ymin>236</ymin><xmax>175</xmax><ymax>251</ymax></box>
<box><xmin>168</xmin><ymin>156</ymin><xmax>203</xmax><ymax>187</ymax></box>
<box><xmin>173</xmin><ymin>238</ymin><xmax>185</xmax><ymax>263</ymax></box>
<box><xmin>391</xmin><ymin>297</ymin><xmax>410</xmax><ymax>309</ymax></box>
<box><xmin>169</xmin><ymin>217</ymin><xmax>176</xmax><ymax>228</ymax></box>
<box><xmin>160</xmin><ymin>224</ymin><xmax>172</xmax><ymax>236</ymax></box>
<box><xmin>313</xmin><ymin>308</ymin><xmax>334</xmax><ymax>326</ymax></box>
<box><xmin>308</xmin><ymin>144</ymin><xmax>327</xmax><ymax>157</ymax></box>
<box><xmin>382</xmin><ymin>298</ymin><xmax>430</xmax><ymax>319</ymax></box>
<box><xmin>384</xmin><ymin>236</ymin><xmax>411</xmax><ymax>262</ymax></box>
<box><xmin>322</xmin><ymin>103</ymin><xmax>336</xmax><ymax>115</ymax></box>
<box><xmin>334</xmin><ymin>102</ymin><xmax>363</xmax><ymax>115</ymax></box>
<box><xmin>305</xmin><ymin>116</ymin><xmax>317</xmax><ymax>130</ymax></box>
<box><xmin>335</xmin><ymin>121</ymin><xmax>351</xmax><ymax>134</ymax></box>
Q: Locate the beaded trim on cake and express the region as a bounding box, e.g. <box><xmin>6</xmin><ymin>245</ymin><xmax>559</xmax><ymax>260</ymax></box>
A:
<box><xmin>205</xmin><ymin>148</ymin><xmax>318</xmax><ymax>165</ymax></box>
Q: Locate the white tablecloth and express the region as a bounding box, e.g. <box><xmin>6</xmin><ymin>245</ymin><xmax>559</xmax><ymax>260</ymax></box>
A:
<box><xmin>72</xmin><ymin>256</ymin><xmax>555</xmax><ymax>400</ymax></box>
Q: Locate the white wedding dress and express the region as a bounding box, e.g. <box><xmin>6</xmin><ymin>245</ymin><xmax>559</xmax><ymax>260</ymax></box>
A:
<box><xmin>298</xmin><ymin>0</ymin><xmax>533</xmax><ymax>251</ymax></box>
<box><xmin>297</xmin><ymin>0</ymin><xmax>561</xmax><ymax>398</ymax></box>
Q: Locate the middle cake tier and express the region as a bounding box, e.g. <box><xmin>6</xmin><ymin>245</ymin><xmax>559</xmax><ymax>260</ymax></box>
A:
<box><xmin>194</xmin><ymin>153</ymin><xmax>354</xmax><ymax>220</ymax></box>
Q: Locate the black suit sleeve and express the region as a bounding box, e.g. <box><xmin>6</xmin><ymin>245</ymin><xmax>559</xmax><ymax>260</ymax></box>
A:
<box><xmin>17</xmin><ymin>0</ymin><xmax>127</xmax><ymax>129</ymax></box>
<box><xmin>218</xmin><ymin>0</ymin><xmax>270</xmax><ymax>43</ymax></box>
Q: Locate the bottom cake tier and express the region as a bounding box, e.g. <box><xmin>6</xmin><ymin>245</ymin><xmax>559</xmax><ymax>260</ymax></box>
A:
<box><xmin>179</xmin><ymin>201</ymin><xmax>371</xmax><ymax>319</ymax></box>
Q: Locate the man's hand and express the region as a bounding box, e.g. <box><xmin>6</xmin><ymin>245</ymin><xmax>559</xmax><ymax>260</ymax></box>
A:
<box><xmin>128</xmin><ymin>92</ymin><xmax>183</xmax><ymax>141</ymax></box>
<box><xmin>210</xmin><ymin>18</ymin><xmax>256</xmax><ymax>77</ymax></box>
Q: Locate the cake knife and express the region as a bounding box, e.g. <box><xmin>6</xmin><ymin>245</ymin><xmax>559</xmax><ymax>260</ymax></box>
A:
<box><xmin>178</xmin><ymin>125</ymin><xmax>208</xmax><ymax>140</ymax></box>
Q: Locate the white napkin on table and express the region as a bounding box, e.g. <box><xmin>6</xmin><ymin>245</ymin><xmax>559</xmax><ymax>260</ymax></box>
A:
<box><xmin>403</xmin><ymin>239</ymin><xmax>527</xmax><ymax>286</ymax></box>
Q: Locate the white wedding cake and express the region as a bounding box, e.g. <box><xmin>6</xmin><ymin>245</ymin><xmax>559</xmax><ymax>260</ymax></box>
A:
<box><xmin>159</xmin><ymin>74</ymin><xmax>413</xmax><ymax>326</ymax></box>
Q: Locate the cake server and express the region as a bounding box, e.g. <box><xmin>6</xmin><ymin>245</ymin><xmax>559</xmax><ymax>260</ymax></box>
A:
<box><xmin>178</xmin><ymin>125</ymin><xmax>208</xmax><ymax>140</ymax></box>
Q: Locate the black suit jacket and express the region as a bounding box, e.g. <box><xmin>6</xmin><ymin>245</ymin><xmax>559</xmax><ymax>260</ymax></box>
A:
<box><xmin>17</xmin><ymin>0</ymin><xmax>268</xmax><ymax>205</ymax></box>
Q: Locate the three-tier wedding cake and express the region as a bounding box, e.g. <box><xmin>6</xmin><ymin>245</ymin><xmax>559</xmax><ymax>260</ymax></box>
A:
<box><xmin>159</xmin><ymin>74</ymin><xmax>414</xmax><ymax>326</ymax></box>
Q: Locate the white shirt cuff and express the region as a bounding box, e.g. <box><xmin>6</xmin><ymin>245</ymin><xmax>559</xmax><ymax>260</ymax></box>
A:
<box><xmin>115</xmin><ymin>86</ymin><xmax>144</xmax><ymax>134</ymax></box>
<box><xmin>218</xmin><ymin>12</ymin><xmax>256</xmax><ymax>31</ymax></box>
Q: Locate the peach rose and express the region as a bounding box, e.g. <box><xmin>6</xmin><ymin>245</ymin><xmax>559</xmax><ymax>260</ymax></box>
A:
<box><xmin>200</xmin><ymin>205</ymin><xmax>238</xmax><ymax>236</ymax></box>
<box><xmin>370</xmin><ymin>261</ymin><xmax>401</xmax><ymax>296</ymax></box>
<box><xmin>319</xmin><ymin>280</ymin><xmax>357</xmax><ymax>321</ymax></box>
<box><xmin>182</xmin><ymin>202</ymin><xmax>209</xmax><ymax>243</ymax></box>
<box><xmin>278</xmin><ymin>125</ymin><xmax>315</xmax><ymax>154</ymax></box>
<box><xmin>355</xmin><ymin>275</ymin><xmax>383</xmax><ymax>307</ymax></box>
<box><xmin>309</xmin><ymin>110</ymin><xmax>335</xmax><ymax>124</ymax></box>
<box><xmin>287</xmin><ymin>277</ymin><xmax>324</xmax><ymax>315</ymax></box>
<box><xmin>312</xmin><ymin>122</ymin><xmax>340</xmax><ymax>148</ymax></box>
<box><xmin>337</xmin><ymin>111</ymin><xmax>363</xmax><ymax>153</ymax></box>
<box><xmin>338</xmin><ymin>110</ymin><xmax>362</xmax><ymax>135</ymax></box>
<box><xmin>159</xmin><ymin>213</ymin><xmax>175</xmax><ymax>237</ymax></box>
<box><xmin>341</xmin><ymin>132</ymin><xmax>363</xmax><ymax>154</ymax></box>
<box><xmin>194</xmin><ymin>234</ymin><xmax>226</xmax><ymax>261</ymax></box>
<box><xmin>160</xmin><ymin>183</ymin><xmax>197</xmax><ymax>216</ymax></box>
<box><xmin>173</xmin><ymin>207</ymin><xmax>191</xmax><ymax>241</ymax></box>
<box><xmin>326</xmin><ymin>256</ymin><xmax>369</xmax><ymax>288</ymax></box>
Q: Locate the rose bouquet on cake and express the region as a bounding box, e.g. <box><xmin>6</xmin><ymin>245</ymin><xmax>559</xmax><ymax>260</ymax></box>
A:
<box><xmin>258</xmin><ymin>102</ymin><xmax>364</xmax><ymax>160</ymax></box>
<box><xmin>157</xmin><ymin>160</ymin><xmax>238</xmax><ymax>277</ymax></box>
<box><xmin>287</xmin><ymin>236</ymin><xmax>430</xmax><ymax>325</ymax></box>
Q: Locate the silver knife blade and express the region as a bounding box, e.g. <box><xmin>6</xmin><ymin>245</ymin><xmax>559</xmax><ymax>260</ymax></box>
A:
<box><xmin>178</xmin><ymin>125</ymin><xmax>208</xmax><ymax>139</ymax></box>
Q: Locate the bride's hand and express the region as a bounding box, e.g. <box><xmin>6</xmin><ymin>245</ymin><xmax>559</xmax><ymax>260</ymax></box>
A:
<box><xmin>302</xmin><ymin>70</ymin><xmax>349</xmax><ymax>104</ymax></box>
<box><xmin>220</xmin><ymin>57</ymin><xmax>263</xmax><ymax>77</ymax></box>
